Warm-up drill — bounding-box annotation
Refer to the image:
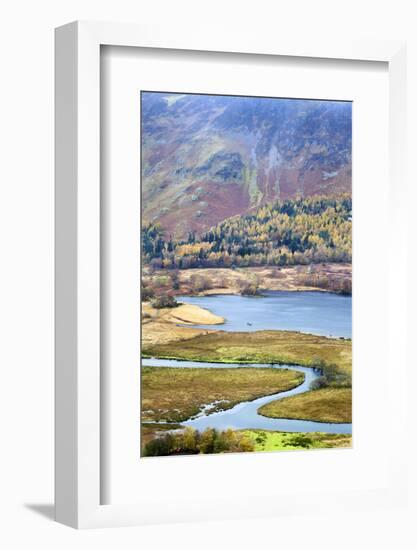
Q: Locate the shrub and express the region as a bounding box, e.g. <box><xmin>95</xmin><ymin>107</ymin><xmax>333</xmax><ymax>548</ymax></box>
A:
<box><xmin>151</xmin><ymin>294</ymin><xmax>178</xmax><ymax>309</ymax></box>
<box><xmin>339</xmin><ymin>279</ymin><xmax>352</xmax><ymax>295</ymax></box>
<box><xmin>268</xmin><ymin>269</ymin><xmax>285</xmax><ymax>279</ymax></box>
<box><xmin>141</xmin><ymin>286</ymin><xmax>155</xmax><ymax>301</ymax></box>
<box><xmin>238</xmin><ymin>434</ymin><xmax>256</xmax><ymax>452</ymax></box>
<box><xmin>310</xmin><ymin>376</ymin><xmax>328</xmax><ymax>390</ymax></box>
<box><xmin>182</xmin><ymin>426</ymin><xmax>199</xmax><ymax>453</ymax></box>
<box><xmin>170</xmin><ymin>270</ymin><xmax>180</xmax><ymax>290</ymax></box>
<box><xmin>284</xmin><ymin>434</ymin><xmax>313</xmax><ymax>448</ymax></box>
<box><xmin>238</xmin><ymin>276</ymin><xmax>260</xmax><ymax>296</ymax></box>
<box><xmin>240</xmin><ymin>283</ymin><xmax>259</xmax><ymax>296</ymax></box>
<box><xmin>189</xmin><ymin>274</ymin><xmax>212</xmax><ymax>293</ymax></box>
<box><xmin>153</xmin><ymin>275</ymin><xmax>170</xmax><ymax>287</ymax></box>
<box><xmin>255</xmin><ymin>431</ymin><xmax>267</xmax><ymax>445</ymax></box>
<box><xmin>142</xmin><ymin>433</ymin><xmax>176</xmax><ymax>456</ymax></box>
<box><xmin>311</xmin><ymin>361</ymin><xmax>351</xmax><ymax>388</ymax></box>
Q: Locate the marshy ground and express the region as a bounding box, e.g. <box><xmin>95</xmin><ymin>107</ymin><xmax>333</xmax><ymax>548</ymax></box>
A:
<box><xmin>141</xmin><ymin>269</ymin><xmax>352</xmax><ymax>455</ymax></box>
<box><xmin>141</xmin><ymin>366</ymin><xmax>305</xmax><ymax>423</ymax></box>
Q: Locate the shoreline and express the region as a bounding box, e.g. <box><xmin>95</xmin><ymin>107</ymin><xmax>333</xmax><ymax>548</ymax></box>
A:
<box><xmin>142</xmin><ymin>366</ymin><xmax>306</xmax><ymax>423</ymax></box>
<box><xmin>142</xmin><ymin>263</ymin><xmax>352</xmax><ymax>298</ymax></box>
<box><xmin>180</xmin><ymin>287</ymin><xmax>350</xmax><ymax>298</ymax></box>
<box><xmin>142</xmin><ymin>349</ymin><xmax>338</xmax><ymax>365</ymax></box>
<box><xmin>142</xmin><ymin>289</ymin><xmax>351</xmax><ymax>347</ymax></box>
<box><xmin>141</xmin><ymin>301</ymin><xmax>224</xmax><ymax>347</ymax></box>
<box><xmin>142</xmin><ymin>359</ymin><xmax>351</xmax><ymax>431</ymax></box>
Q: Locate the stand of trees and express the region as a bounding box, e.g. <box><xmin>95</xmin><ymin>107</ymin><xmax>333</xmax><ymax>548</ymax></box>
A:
<box><xmin>142</xmin><ymin>427</ymin><xmax>255</xmax><ymax>456</ymax></box>
<box><xmin>142</xmin><ymin>195</ymin><xmax>352</xmax><ymax>270</ymax></box>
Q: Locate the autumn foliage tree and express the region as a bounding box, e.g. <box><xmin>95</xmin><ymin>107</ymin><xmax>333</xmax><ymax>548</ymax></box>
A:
<box><xmin>143</xmin><ymin>427</ymin><xmax>255</xmax><ymax>456</ymax></box>
<box><xmin>142</xmin><ymin>195</ymin><xmax>352</xmax><ymax>270</ymax></box>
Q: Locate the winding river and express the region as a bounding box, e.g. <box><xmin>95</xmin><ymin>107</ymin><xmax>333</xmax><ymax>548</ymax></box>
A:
<box><xmin>142</xmin><ymin>357</ymin><xmax>352</xmax><ymax>433</ymax></box>
<box><xmin>143</xmin><ymin>291</ymin><xmax>352</xmax><ymax>434</ymax></box>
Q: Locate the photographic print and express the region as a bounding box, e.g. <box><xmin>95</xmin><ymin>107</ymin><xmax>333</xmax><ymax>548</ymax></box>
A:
<box><xmin>141</xmin><ymin>91</ymin><xmax>352</xmax><ymax>457</ymax></box>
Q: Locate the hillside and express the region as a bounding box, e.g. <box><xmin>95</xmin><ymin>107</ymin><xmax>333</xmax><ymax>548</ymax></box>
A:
<box><xmin>142</xmin><ymin>92</ymin><xmax>352</xmax><ymax>239</ymax></box>
<box><xmin>142</xmin><ymin>195</ymin><xmax>351</xmax><ymax>270</ymax></box>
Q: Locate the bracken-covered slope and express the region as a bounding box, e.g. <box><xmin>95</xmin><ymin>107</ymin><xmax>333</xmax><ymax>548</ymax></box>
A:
<box><xmin>141</xmin><ymin>92</ymin><xmax>352</xmax><ymax>239</ymax></box>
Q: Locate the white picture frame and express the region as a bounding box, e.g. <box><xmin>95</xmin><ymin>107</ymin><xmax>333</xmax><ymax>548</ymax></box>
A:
<box><xmin>55</xmin><ymin>20</ymin><xmax>407</xmax><ymax>529</ymax></box>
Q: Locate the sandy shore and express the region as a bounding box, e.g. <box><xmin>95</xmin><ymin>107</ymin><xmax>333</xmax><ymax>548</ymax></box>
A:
<box><xmin>141</xmin><ymin>302</ymin><xmax>223</xmax><ymax>347</ymax></box>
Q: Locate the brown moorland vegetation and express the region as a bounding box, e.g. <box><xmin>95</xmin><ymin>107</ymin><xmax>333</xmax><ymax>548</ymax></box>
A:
<box><xmin>258</xmin><ymin>387</ymin><xmax>352</xmax><ymax>424</ymax></box>
<box><xmin>141</xmin><ymin>366</ymin><xmax>304</xmax><ymax>423</ymax></box>
<box><xmin>143</xmin><ymin>329</ymin><xmax>352</xmax><ymax>376</ymax></box>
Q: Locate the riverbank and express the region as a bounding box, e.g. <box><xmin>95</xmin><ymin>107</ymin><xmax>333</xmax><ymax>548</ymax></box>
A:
<box><xmin>143</xmin><ymin>329</ymin><xmax>352</xmax><ymax>376</ymax></box>
<box><xmin>143</xmin><ymin>329</ymin><xmax>352</xmax><ymax>429</ymax></box>
<box><xmin>141</xmin><ymin>365</ymin><xmax>304</xmax><ymax>423</ymax></box>
<box><xmin>258</xmin><ymin>387</ymin><xmax>352</xmax><ymax>423</ymax></box>
<box><xmin>142</xmin><ymin>263</ymin><xmax>352</xmax><ymax>298</ymax></box>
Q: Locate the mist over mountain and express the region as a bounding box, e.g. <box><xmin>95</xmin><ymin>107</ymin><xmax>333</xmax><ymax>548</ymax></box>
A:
<box><xmin>141</xmin><ymin>92</ymin><xmax>352</xmax><ymax>239</ymax></box>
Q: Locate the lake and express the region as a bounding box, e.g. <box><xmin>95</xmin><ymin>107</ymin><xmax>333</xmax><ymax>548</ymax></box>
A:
<box><xmin>177</xmin><ymin>290</ymin><xmax>352</xmax><ymax>338</ymax></box>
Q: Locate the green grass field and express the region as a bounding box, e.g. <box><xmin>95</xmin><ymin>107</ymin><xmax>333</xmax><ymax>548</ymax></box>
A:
<box><xmin>141</xmin><ymin>366</ymin><xmax>304</xmax><ymax>423</ymax></box>
<box><xmin>143</xmin><ymin>329</ymin><xmax>352</xmax><ymax>375</ymax></box>
<box><xmin>258</xmin><ymin>387</ymin><xmax>352</xmax><ymax>423</ymax></box>
<box><xmin>243</xmin><ymin>429</ymin><xmax>352</xmax><ymax>451</ymax></box>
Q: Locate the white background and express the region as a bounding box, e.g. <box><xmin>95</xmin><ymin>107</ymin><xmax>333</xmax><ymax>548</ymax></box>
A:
<box><xmin>0</xmin><ymin>1</ymin><xmax>416</xmax><ymax>549</ymax></box>
<box><xmin>103</xmin><ymin>47</ymin><xmax>392</xmax><ymax>507</ymax></box>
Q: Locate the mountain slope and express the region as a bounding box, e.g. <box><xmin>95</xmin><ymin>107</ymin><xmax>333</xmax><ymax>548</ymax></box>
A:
<box><xmin>142</xmin><ymin>195</ymin><xmax>352</xmax><ymax>270</ymax></box>
<box><xmin>141</xmin><ymin>92</ymin><xmax>352</xmax><ymax>239</ymax></box>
